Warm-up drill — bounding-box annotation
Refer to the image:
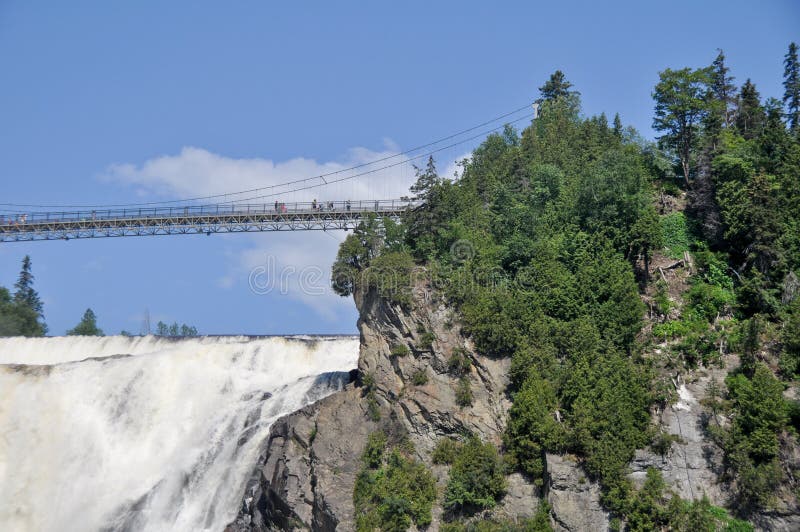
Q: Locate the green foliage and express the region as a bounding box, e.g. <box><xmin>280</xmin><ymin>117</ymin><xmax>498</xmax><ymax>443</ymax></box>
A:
<box><xmin>784</xmin><ymin>42</ymin><xmax>800</xmax><ymax>133</ymax></box>
<box><xmin>505</xmin><ymin>371</ymin><xmax>565</xmax><ymax>480</ymax></box>
<box><xmin>366</xmin><ymin>251</ymin><xmax>415</xmax><ymax>306</ymax></box>
<box><xmin>718</xmin><ymin>363</ymin><xmax>790</xmax><ymax>511</ymax></box>
<box><xmin>661</xmin><ymin>212</ymin><xmax>692</xmax><ymax>259</ymax></box>
<box><xmin>455</xmin><ymin>377</ymin><xmax>473</xmax><ymax>408</ymax></box>
<box><xmin>416</xmin><ymin>330</ymin><xmax>436</xmax><ymax>351</ymax></box>
<box><xmin>362</xmin><ymin>431</ymin><xmax>387</xmax><ymax>468</ymax></box>
<box><xmin>354</xmin><ymin>432</ymin><xmax>437</xmax><ymax>532</ymax></box>
<box><xmin>410</xmin><ymin>368</ymin><xmax>428</xmax><ymax>386</ymax></box>
<box><xmin>155</xmin><ymin>321</ymin><xmax>198</xmax><ymax>337</ymax></box>
<box><xmin>443</xmin><ymin>438</ymin><xmax>507</xmax><ymax>515</ymax></box>
<box><xmin>447</xmin><ymin>347</ymin><xmax>472</xmax><ymax>376</ymax></box>
<box><xmin>779</xmin><ymin>300</ymin><xmax>800</xmax><ymax>377</ymax></box>
<box><xmin>66</xmin><ymin>308</ymin><xmax>104</xmax><ymax>336</ymax></box>
<box><xmin>653</xmin><ymin>279</ymin><xmax>673</xmax><ymax>317</ymax></box>
<box><xmin>650</xmin><ymin>432</ymin><xmax>683</xmax><ymax>457</ymax></box>
<box><xmin>366</xmin><ymin>395</ymin><xmax>381</xmax><ymax>422</ymax></box>
<box><xmin>330</xmin><ymin>56</ymin><xmax>800</xmax><ymax>522</ymax></box>
<box><xmin>361</xmin><ymin>372</ymin><xmax>382</xmax><ymax>422</ymax></box>
<box><xmin>432</xmin><ymin>437</ymin><xmax>463</xmax><ymax>465</ymax></box>
<box><xmin>389</xmin><ymin>343</ymin><xmax>410</xmax><ymax>357</ymax></box>
<box><xmin>625</xmin><ymin>469</ymin><xmax>753</xmax><ymax>531</ymax></box>
<box><xmin>0</xmin><ymin>255</ymin><xmax>47</xmax><ymax>336</ymax></box>
<box><xmin>538</xmin><ymin>70</ymin><xmax>578</xmax><ymax>103</ymax></box>
<box><xmin>652</xmin><ymin>66</ymin><xmax>712</xmax><ymax>185</ymax></box>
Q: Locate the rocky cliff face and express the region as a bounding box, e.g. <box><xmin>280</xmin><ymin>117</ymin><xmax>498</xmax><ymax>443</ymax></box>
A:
<box><xmin>226</xmin><ymin>280</ymin><xmax>535</xmax><ymax>531</ymax></box>
<box><xmin>227</xmin><ymin>277</ymin><xmax>793</xmax><ymax>531</ymax></box>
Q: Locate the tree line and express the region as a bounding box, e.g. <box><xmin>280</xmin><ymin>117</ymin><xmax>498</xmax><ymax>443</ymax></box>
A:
<box><xmin>0</xmin><ymin>255</ymin><xmax>199</xmax><ymax>337</ymax></box>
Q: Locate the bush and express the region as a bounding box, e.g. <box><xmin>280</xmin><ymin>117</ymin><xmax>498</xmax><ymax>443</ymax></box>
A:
<box><xmin>362</xmin><ymin>432</ymin><xmax>387</xmax><ymax>468</ymax></box>
<box><xmin>365</xmin><ymin>251</ymin><xmax>415</xmax><ymax>306</ymax></box>
<box><xmin>390</xmin><ymin>343</ymin><xmax>410</xmax><ymax>357</ymax></box>
<box><xmin>650</xmin><ymin>432</ymin><xmax>682</xmax><ymax>457</ymax></box>
<box><xmin>505</xmin><ymin>372</ymin><xmax>565</xmax><ymax>479</ymax></box>
<box><xmin>721</xmin><ymin>364</ymin><xmax>790</xmax><ymax>510</ymax></box>
<box><xmin>455</xmin><ymin>377</ymin><xmax>473</xmax><ymax>407</ymax></box>
<box><xmin>354</xmin><ymin>432</ymin><xmax>437</xmax><ymax>532</ymax></box>
<box><xmin>443</xmin><ymin>438</ymin><xmax>507</xmax><ymax>514</ymax></box>
<box><xmin>448</xmin><ymin>347</ymin><xmax>472</xmax><ymax>375</ymax></box>
<box><xmin>432</xmin><ymin>437</ymin><xmax>463</xmax><ymax>465</ymax></box>
<box><xmin>660</xmin><ymin>212</ymin><xmax>691</xmax><ymax>259</ymax></box>
<box><xmin>417</xmin><ymin>331</ymin><xmax>436</xmax><ymax>351</ymax></box>
<box><xmin>366</xmin><ymin>394</ymin><xmax>381</xmax><ymax>422</ymax></box>
<box><xmin>411</xmin><ymin>368</ymin><xmax>428</xmax><ymax>386</ymax></box>
<box><xmin>625</xmin><ymin>469</ymin><xmax>753</xmax><ymax>531</ymax></box>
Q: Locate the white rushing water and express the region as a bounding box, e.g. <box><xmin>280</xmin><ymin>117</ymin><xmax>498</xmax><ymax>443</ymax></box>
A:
<box><xmin>0</xmin><ymin>335</ymin><xmax>359</xmax><ymax>532</ymax></box>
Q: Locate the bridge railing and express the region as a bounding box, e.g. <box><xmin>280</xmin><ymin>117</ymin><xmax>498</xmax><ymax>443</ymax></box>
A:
<box><xmin>0</xmin><ymin>199</ymin><xmax>419</xmax><ymax>228</ymax></box>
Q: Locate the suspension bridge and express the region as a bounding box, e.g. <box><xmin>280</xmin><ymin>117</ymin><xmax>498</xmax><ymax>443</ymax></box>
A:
<box><xmin>0</xmin><ymin>200</ymin><xmax>418</xmax><ymax>242</ymax></box>
<box><xmin>0</xmin><ymin>103</ymin><xmax>538</xmax><ymax>244</ymax></box>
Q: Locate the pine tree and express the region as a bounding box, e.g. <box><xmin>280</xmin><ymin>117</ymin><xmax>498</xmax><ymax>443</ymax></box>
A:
<box><xmin>66</xmin><ymin>308</ymin><xmax>103</xmax><ymax>336</ymax></box>
<box><xmin>538</xmin><ymin>70</ymin><xmax>578</xmax><ymax>102</ymax></box>
<box><xmin>783</xmin><ymin>42</ymin><xmax>800</xmax><ymax>134</ymax></box>
<box><xmin>613</xmin><ymin>113</ymin><xmax>623</xmax><ymax>138</ymax></box>
<box><xmin>735</xmin><ymin>79</ymin><xmax>765</xmax><ymax>139</ymax></box>
<box><xmin>14</xmin><ymin>255</ymin><xmax>43</xmax><ymax>314</ymax></box>
<box><xmin>409</xmin><ymin>156</ymin><xmax>439</xmax><ymax>203</ymax></box>
<box><xmin>711</xmin><ymin>49</ymin><xmax>736</xmax><ymax>128</ymax></box>
<box><xmin>12</xmin><ymin>255</ymin><xmax>46</xmax><ymax>336</ymax></box>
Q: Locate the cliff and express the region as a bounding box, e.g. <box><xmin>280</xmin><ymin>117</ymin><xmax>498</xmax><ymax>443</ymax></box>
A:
<box><xmin>226</xmin><ymin>279</ymin><xmax>615</xmax><ymax>531</ymax></box>
<box><xmin>226</xmin><ymin>273</ymin><xmax>797</xmax><ymax>531</ymax></box>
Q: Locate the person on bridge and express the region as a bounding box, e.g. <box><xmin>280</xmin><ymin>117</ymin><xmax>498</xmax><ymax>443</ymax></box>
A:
<box><xmin>274</xmin><ymin>201</ymin><xmax>279</xmax><ymax>212</ymax></box>
<box><xmin>346</xmin><ymin>200</ymin><xmax>351</xmax><ymax>212</ymax></box>
<box><xmin>312</xmin><ymin>199</ymin><xmax>317</xmax><ymax>210</ymax></box>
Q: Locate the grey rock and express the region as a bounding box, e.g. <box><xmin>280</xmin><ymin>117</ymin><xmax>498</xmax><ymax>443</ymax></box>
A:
<box><xmin>627</xmin><ymin>363</ymin><xmax>733</xmax><ymax>506</ymax></box>
<box><xmin>545</xmin><ymin>453</ymin><xmax>609</xmax><ymax>532</ymax></box>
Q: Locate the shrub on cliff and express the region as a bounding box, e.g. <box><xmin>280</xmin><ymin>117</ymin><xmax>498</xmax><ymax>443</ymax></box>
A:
<box><xmin>354</xmin><ymin>432</ymin><xmax>436</xmax><ymax>532</ymax></box>
<box><xmin>443</xmin><ymin>438</ymin><xmax>507</xmax><ymax>515</ymax></box>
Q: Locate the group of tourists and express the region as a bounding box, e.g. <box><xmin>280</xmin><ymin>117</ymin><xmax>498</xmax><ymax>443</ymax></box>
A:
<box><xmin>272</xmin><ymin>200</ymin><xmax>353</xmax><ymax>212</ymax></box>
<box><xmin>0</xmin><ymin>213</ymin><xmax>27</xmax><ymax>227</ymax></box>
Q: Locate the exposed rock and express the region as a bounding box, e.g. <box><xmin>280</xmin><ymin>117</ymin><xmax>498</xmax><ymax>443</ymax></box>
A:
<box><xmin>228</xmin><ymin>280</ymin><xmax>541</xmax><ymax>530</ymax></box>
<box><xmin>751</xmin><ymin>511</ymin><xmax>800</xmax><ymax>532</ymax></box>
<box><xmin>545</xmin><ymin>453</ymin><xmax>609</xmax><ymax>532</ymax></box>
<box><xmin>493</xmin><ymin>473</ymin><xmax>541</xmax><ymax>521</ymax></box>
<box><xmin>627</xmin><ymin>361</ymin><xmax>734</xmax><ymax>506</ymax></box>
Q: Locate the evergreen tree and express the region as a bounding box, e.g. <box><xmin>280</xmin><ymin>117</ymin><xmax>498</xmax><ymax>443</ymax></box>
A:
<box><xmin>736</xmin><ymin>79</ymin><xmax>766</xmax><ymax>139</ymax></box>
<box><xmin>404</xmin><ymin>156</ymin><xmax>446</xmax><ymax>258</ymax></box>
<box><xmin>783</xmin><ymin>42</ymin><xmax>800</xmax><ymax>134</ymax></box>
<box><xmin>652</xmin><ymin>67</ymin><xmax>712</xmax><ymax>187</ymax></box>
<box><xmin>409</xmin><ymin>156</ymin><xmax>440</xmax><ymax>203</ymax></box>
<box><xmin>179</xmin><ymin>324</ymin><xmax>198</xmax><ymax>336</ymax></box>
<box><xmin>66</xmin><ymin>308</ymin><xmax>104</xmax><ymax>336</ymax></box>
<box><xmin>14</xmin><ymin>255</ymin><xmax>43</xmax><ymax>314</ymax></box>
<box><xmin>538</xmin><ymin>70</ymin><xmax>578</xmax><ymax>102</ymax></box>
<box><xmin>613</xmin><ymin>113</ymin><xmax>623</xmax><ymax>138</ymax></box>
<box><xmin>12</xmin><ymin>255</ymin><xmax>46</xmax><ymax>336</ymax></box>
<box><xmin>710</xmin><ymin>49</ymin><xmax>736</xmax><ymax>128</ymax></box>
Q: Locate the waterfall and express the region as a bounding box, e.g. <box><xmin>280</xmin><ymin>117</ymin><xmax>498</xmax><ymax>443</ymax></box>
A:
<box><xmin>0</xmin><ymin>335</ymin><xmax>359</xmax><ymax>532</ymax></box>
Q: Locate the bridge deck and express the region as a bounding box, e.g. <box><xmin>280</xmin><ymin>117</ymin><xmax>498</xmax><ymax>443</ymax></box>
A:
<box><xmin>0</xmin><ymin>199</ymin><xmax>415</xmax><ymax>242</ymax></box>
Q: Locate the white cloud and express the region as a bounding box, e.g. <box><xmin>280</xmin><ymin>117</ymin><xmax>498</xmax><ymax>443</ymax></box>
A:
<box><xmin>103</xmin><ymin>144</ymin><xmax>418</xmax><ymax>204</ymax></box>
<box><xmin>102</xmin><ymin>145</ymin><xmax>466</xmax><ymax>322</ymax></box>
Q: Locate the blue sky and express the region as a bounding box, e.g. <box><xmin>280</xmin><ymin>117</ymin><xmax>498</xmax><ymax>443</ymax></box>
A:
<box><xmin>1</xmin><ymin>1</ymin><xmax>798</xmax><ymax>335</ymax></box>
